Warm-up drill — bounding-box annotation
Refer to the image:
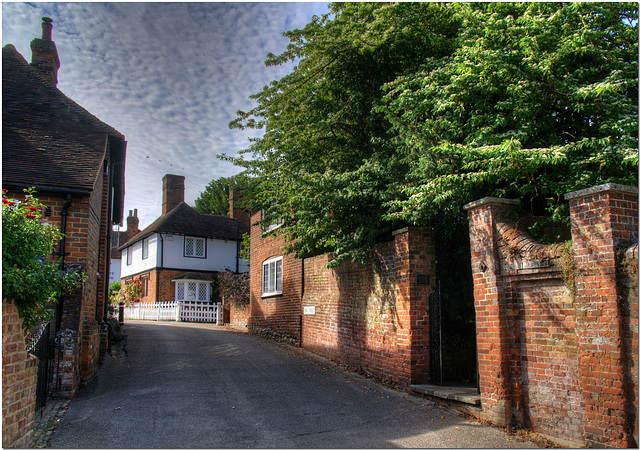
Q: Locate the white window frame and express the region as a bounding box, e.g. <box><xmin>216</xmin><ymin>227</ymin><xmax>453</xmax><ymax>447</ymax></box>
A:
<box><xmin>141</xmin><ymin>277</ymin><xmax>149</xmax><ymax>298</ymax></box>
<box><xmin>184</xmin><ymin>236</ymin><xmax>206</xmax><ymax>258</ymax></box>
<box><xmin>142</xmin><ymin>238</ymin><xmax>149</xmax><ymax>260</ymax></box>
<box><xmin>174</xmin><ymin>280</ymin><xmax>211</xmax><ymax>302</ymax></box>
<box><xmin>261</xmin><ymin>208</ymin><xmax>283</xmax><ymax>233</ymax></box>
<box><xmin>126</xmin><ymin>247</ymin><xmax>132</xmax><ymax>266</ymax></box>
<box><xmin>262</xmin><ymin>256</ymin><xmax>283</xmax><ymax>297</ymax></box>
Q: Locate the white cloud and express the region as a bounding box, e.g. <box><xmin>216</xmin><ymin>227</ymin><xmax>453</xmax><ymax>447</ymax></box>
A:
<box><xmin>2</xmin><ymin>2</ymin><xmax>329</xmax><ymax>227</ymax></box>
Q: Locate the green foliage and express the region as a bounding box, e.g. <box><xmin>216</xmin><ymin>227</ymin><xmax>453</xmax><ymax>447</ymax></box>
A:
<box><xmin>240</xmin><ymin>232</ymin><xmax>250</xmax><ymax>262</ymax></box>
<box><xmin>194</xmin><ymin>174</ymin><xmax>249</xmax><ymax>216</ymax></box>
<box><xmin>227</xmin><ymin>2</ymin><xmax>638</xmax><ymax>266</ymax></box>
<box><xmin>2</xmin><ymin>189</ymin><xmax>84</xmax><ymax>329</ymax></box>
<box><xmin>381</xmin><ymin>2</ymin><xmax>638</xmax><ymax>222</ymax></box>
<box><xmin>107</xmin><ymin>281</ymin><xmax>121</xmax><ymax>316</ymax></box>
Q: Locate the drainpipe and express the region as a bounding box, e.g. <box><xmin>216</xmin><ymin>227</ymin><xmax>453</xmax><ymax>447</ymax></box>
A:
<box><xmin>102</xmin><ymin>159</ymin><xmax>114</xmax><ymax>325</ymax></box>
<box><xmin>235</xmin><ymin>223</ymin><xmax>240</xmax><ymax>274</ymax></box>
<box><xmin>55</xmin><ymin>194</ymin><xmax>72</xmax><ymax>332</ymax></box>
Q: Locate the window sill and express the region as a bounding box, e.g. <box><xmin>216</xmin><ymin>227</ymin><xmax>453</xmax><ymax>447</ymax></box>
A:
<box><xmin>261</xmin><ymin>292</ymin><xmax>283</xmax><ymax>299</ymax></box>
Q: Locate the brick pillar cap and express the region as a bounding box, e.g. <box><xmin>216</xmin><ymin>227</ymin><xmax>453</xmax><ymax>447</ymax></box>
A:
<box><xmin>392</xmin><ymin>226</ymin><xmax>432</xmax><ymax>236</ymax></box>
<box><xmin>463</xmin><ymin>197</ymin><xmax>520</xmax><ymax>211</ymax></box>
<box><xmin>564</xmin><ymin>183</ymin><xmax>638</xmax><ymax>201</ymax></box>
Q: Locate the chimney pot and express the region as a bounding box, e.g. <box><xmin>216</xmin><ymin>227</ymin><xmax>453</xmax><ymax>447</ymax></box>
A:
<box><xmin>30</xmin><ymin>17</ymin><xmax>60</xmax><ymax>87</ymax></box>
<box><xmin>41</xmin><ymin>17</ymin><xmax>53</xmax><ymax>40</ymax></box>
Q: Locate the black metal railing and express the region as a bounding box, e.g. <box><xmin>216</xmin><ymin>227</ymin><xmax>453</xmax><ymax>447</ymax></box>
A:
<box><xmin>429</xmin><ymin>281</ymin><xmax>443</xmax><ymax>386</ymax></box>
<box><xmin>27</xmin><ymin>321</ymin><xmax>53</xmax><ymax>414</ymax></box>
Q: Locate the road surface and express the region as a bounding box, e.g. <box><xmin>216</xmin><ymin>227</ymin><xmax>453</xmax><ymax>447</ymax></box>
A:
<box><xmin>50</xmin><ymin>321</ymin><xmax>540</xmax><ymax>448</ymax></box>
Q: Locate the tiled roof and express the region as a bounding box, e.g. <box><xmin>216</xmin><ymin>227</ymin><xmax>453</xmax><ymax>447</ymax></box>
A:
<box><xmin>110</xmin><ymin>230</ymin><xmax>128</xmax><ymax>259</ymax></box>
<box><xmin>2</xmin><ymin>44</ymin><xmax>125</xmax><ymax>193</ymax></box>
<box><xmin>119</xmin><ymin>202</ymin><xmax>250</xmax><ymax>249</ymax></box>
<box><xmin>170</xmin><ymin>272</ymin><xmax>217</xmax><ymax>282</ymax></box>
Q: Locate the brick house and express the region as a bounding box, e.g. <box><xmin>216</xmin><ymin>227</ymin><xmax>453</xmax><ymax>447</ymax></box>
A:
<box><xmin>249</xmin><ymin>208</ymin><xmax>435</xmax><ymax>380</ymax></box>
<box><xmin>2</xmin><ymin>17</ymin><xmax>127</xmax><ymax>398</ymax></box>
<box><xmin>119</xmin><ymin>175</ymin><xmax>249</xmax><ymax>305</ymax></box>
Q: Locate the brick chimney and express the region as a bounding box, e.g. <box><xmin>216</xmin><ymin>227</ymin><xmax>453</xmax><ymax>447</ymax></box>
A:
<box><xmin>229</xmin><ymin>188</ymin><xmax>250</xmax><ymax>228</ymax></box>
<box><xmin>30</xmin><ymin>17</ymin><xmax>60</xmax><ymax>87</ymax></box>
<box><xmin>125</xmin><ymin>209</ymin><xmax>140</xmax><ymax>241</ymax></box>
<box><xmin>162</xmin><ymin>174</ymin><xmax>185</xmax><ymax>215</ymax></box>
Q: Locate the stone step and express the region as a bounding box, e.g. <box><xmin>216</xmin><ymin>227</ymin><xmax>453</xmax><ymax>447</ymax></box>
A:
<box><xmin>409</xmin><ymin>384</ymin><xmax>481</xmax><ymax>406</ymax></box>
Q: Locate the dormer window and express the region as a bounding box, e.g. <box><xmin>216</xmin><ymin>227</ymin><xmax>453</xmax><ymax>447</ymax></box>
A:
<box><xmin>184</xmin><ymin>236</ymin><xmax>206</xmax><ymax>258</ymax></box>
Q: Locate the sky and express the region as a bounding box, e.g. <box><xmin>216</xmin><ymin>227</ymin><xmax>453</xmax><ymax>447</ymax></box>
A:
<box><xmin>2</xmin><ymin>1</ymin><xmax>329</xmax><ymax>229</ymax></box>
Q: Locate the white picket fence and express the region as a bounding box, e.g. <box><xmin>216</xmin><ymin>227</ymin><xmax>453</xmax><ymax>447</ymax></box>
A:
<box><xmin>124</xmin><ymin>301</ymin><xmax>222</xmax><ymax>324</ymax></box>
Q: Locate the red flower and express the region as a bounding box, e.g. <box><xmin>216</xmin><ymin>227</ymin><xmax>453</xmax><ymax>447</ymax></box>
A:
<box><xmin>25</xmin><ymin>213</ymin><xmax>36</xmax><ymax>219</ymax></box>
<box><xmin>2</xmin><ymin>199</ymin><xmax>14</xmax><ymax>205</ymax></box>
<box><xmin>27</xmin><ymin>206</ymin><xmax>37</xmax><ymax>212</ymax></box>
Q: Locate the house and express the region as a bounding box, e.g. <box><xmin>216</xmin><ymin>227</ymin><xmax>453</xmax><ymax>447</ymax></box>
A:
<box><xmin>109</xmin><ymin>213</ymin><xmax>138</xmax><ymax>285</ymax></box>
<box><xmin>3</xmin><ymin>18</ymin><xmax>127</xmax><ymax>398</ymax></box>
<box><xmin>119</xmin><ymin>174</ymin><xmax>249</xmax><ymax>305</ymax></box>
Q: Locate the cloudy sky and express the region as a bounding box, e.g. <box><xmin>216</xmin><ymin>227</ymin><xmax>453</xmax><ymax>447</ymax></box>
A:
<box><xmin>2</xmin><ymin>1</ymin><xmax>329</xmax><ymax>228</ymax></box>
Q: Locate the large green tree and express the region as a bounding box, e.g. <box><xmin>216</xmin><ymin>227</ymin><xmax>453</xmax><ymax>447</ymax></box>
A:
<box><xmin>194</xmin><ymin>175</ymin><xmax>249</xmax><ymax>216</ymax></box>
<box><xmin>381</xmin><ymin>2</ymin><xmax>638</xmax><ymax>224</ymax></box>
<box><xmin>227</xmin><ymin>2</ymin><xmax>638</xmax><ymax>266</ymax></box>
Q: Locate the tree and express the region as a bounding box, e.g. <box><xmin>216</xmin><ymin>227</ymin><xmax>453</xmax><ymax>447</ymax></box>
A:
<box><xmin>380</xmin><ymin>2</ymin><xmax>638</xmax><ymax>224</ymax></box>
<box><xmin>227</xmin><ymin>2</ymin><xmax>638</xmax><ymax>266</ymax></box>
<box><xmin>227</xmin><ymin>2</ymin><xmax>460</xmax><ymax>266</ymax></box>
<box><xmin>193</xmin><ymin>176</ymin><xmax>237</xmax><ymax>216</ymax></box>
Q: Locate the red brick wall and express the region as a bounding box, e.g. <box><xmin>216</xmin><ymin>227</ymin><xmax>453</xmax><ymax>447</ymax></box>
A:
<box><xmin>250</xmin><ymin>215</ymin><xmax>436</xmax><ymax>386</ymax></box>
<box><xmin>249</xmin><ymin>211</ymin><xmax>303</xmax><ymax>344</ymax></box>
<box><xmin>620</xmin><ymin>244</ymin><xmax>638</xmax><ymax>442</ymax></box>
<box><xmin>466</xmin><ymin>183</ymin><xmax>638</xmax><ymax>447</ymax></box>
<box><xmin>5</xmin><ymin>188</ymin><xmax>108</xmax><ymax>396</ymax></box>
<box><xmin>465</xmin><ymin>198</ymin><xmax>518</xmax><ymax>426</ymax></box>
<box><xmin>566</xmin><ymin>184</ymin><xmax>638</xmax><ymax>448</ymax></box>
<box><xmin>2</xmin><ymin>297</ymin><xmax>38</xmax><ymax>449</ymax></box>
<box><xmin>122</xmin><ymin>269</ymin><xmax>221</xmax><ymax>305</ymax></box>
<box><xmin>302</xmin><ymin>247</ymin><xmax>403</xmax><ymax>384</ymax></box>
<box><xmin>225</xmin><ymin>302</ymin><xmax>250</xmax><ymax>331</ymax></box>
<box><xmin>393</xmin><ymin>227</ymin><xmax>434</xmax><ymax>385</ymax></box>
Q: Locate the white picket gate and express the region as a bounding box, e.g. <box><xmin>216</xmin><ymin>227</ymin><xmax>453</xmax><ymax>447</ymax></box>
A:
<box><xmin>123</xmin><ymin>301</ymin><xmax>222</xmax><ymax>324</ymax></box>
<box><xmin>180</xmin><ymin>300</ymin><xmax>222</xmax><ymax>323</ymax></box>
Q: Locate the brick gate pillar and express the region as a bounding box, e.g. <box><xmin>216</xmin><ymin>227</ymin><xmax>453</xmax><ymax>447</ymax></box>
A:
<box><xmin>565</xmin><ymin>183</ymin><xmax>638</xmax><ymax>448</ymax></box>
<box><xmin>465</xmin><ymin>197</ymin><xmax>520</xmax><ymax>427</ymax></box>
<box><xmin>393</xmin><ymin>227</ymin><xmax>435</xmax><ymax>386</ymax></box>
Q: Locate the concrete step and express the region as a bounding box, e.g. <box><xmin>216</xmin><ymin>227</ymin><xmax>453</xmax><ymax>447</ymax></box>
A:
<box><xmin>410</xmin><ymin>384</ymin><xmax>481</xmax><ymax>406</ymax></box>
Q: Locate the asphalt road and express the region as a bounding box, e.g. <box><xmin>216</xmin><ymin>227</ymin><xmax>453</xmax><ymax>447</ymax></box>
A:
<box><xmin>50</xmin><ymin>321</ymin><xmax>540</xmax><ymax>448</ymax></box>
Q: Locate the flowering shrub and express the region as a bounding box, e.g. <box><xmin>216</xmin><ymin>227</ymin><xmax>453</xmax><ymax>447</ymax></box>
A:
<box><xmin>2</xmin><ymin>188</ymin><xmax>84</xmax><ymax>329</ymax></box>
<box><xmin>115</xmin><ymin>277</ymin><xmax>143</xmax><ymax>306</ymax></box>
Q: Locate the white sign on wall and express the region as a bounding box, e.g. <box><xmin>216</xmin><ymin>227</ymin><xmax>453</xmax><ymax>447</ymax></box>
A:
<box><xmin>303</xmin><ymin>306</ymin><xmax>316</xmax><ymax>315</ymax></box>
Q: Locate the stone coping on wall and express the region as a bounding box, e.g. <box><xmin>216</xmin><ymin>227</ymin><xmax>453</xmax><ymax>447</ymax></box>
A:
<box><xmin>463</xmin><ymin>197</ymin><xmax>521</xmax><ymax>211</ymax></box>
<box><xmin>391</xmin><ymin>226</ymin><xmax>433</xmax><ymax>236</ymax></box>
<box><xmin>564</xmin><ymin>182</ymin><xmax>638</xmax><ymax>200</ymax></box>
